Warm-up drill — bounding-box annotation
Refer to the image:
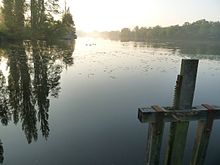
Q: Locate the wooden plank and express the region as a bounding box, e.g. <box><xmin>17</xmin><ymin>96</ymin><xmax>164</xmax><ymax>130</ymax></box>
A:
<box><xmin>145</xmin><ymin>106</ymin><xmax>164</xmax><ymax>165</ymax></box>
<box><xmin>145</xmin><ymin>122</ymin><xmax>164</xmax><ymax>165</ymax></box>
<box><xmin>178</xmin><ymin>59</ymin><xmax>199</xmax><ymax>109</ymax></box>
<box><xmin>165</xmin><ymin>122</ymin><xmax>189</xmax><ymax>165</ymax></box>
<box><xmin>165</xmin><ymin>59</ymin><xmax>199</xmax><ymax>165</ymax></box>
<box><xmin>190</xmin><ymin>120</ymin><xmax>213</xmax><ymax>165</ymax></box>
<box><xmin>138</xmin><ymin>106</ymin><xmax>220</xmax><ymax>123</ymax></box>
<box><xmin>190</xmin><ymin>104</ymin><xmax>215</xmax><ymax>165</ymax></box>
<box><xmin>151</xmin><ymin>105</ymin><xmax>167</xmax><ymax>112</ymax></box>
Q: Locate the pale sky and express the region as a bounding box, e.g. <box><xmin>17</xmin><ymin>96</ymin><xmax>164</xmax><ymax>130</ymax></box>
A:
<box><xmin>0</xmin><ymin>0</ymin><xmax>219</xmax><ymax>32</ymax></box>
<box><xmin>64</xmin><ymin>0</ymin><xmax>220</xmax><ymax>32</ymax></box>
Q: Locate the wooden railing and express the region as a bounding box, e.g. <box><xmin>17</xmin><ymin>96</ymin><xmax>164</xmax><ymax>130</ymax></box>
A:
<box><xmin>138</xmin><ymin>59</ymin><xmax>220</xmax><ymax>165</ymax></box>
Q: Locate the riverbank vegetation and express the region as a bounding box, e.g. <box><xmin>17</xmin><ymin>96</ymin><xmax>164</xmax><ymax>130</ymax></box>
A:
<box><xmin>102</xmin><ymin>19</ymin><xmax>220</xmax><ymax>42</ymax></box>
<box><xmin>0</xmin><ymin>0</ymin><xmax>76</xmax><ymax>41</ymax></box>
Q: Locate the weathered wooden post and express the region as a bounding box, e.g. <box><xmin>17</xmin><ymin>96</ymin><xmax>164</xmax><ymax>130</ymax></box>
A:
<box><xmin>139</xmin><ymin>59</ymin><xmax>220</xmax><ymax>164</ymax></box>
<box><xmin>144</xmin><ymin>105</ymin><xmax>165</xmax><ymax>165</ymax></box>
<box><xmin>142</xmin><ymin>59</ymin><xmax>199</xmax><ymax>165</ymax></box>
<box><xmin>164</xmin><ymin>59</ymin><xmax>199</xmax><ymax>165</ymax></box>
<box><xmin>139</xmin><ymin>104</ymin><xmax>220</xmax><ymax>165</ymax></box>
<box><xmin>190</xmin><ymin>104</ymin><xmax>215</xmax><ymax>165</ymax></box>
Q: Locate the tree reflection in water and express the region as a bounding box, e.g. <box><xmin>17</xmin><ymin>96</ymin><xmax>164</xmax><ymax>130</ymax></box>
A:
<box><xmin>0</xmin><ymin>40</ymin><xmax>75</xmax><ymax>162</ymax></box>
<box><xmin>0</xmin><ymin>139</ymin><xmax>3</xmax><ymax>164</ymax></box>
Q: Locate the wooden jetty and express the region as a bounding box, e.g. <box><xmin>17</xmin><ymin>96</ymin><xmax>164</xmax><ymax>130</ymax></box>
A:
<box><xmin>138</xmin><ymin>59</ymin><xmax>220</xmax><ymax>165</ymax></box>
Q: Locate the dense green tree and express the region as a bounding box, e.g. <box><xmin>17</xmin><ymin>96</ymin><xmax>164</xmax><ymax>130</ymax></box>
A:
<box><xmin>1</xmin><ymin>0</ymin><xmax>76</xmax><ymax>40</ymax></box>
<box><xmin>30</xmin><ymin>0</ymin><xmax>61</xmax><ymax>36</ymax></box>
<box><xmin>14</xmin><ymin>0</ymin><xmax>25</xmax><ymax>32</ymax></box>
<box><xmin>62</xmin><ymin>9</ymin><xmax>75</xmax><ymax>27</ymax></box>
<box><xmin>31</xmin><ymin>0</ymin><xmax>47</xmax><ymax>36</ymax></box>
<box><xmin>2</xmin><ymin>0</ymin><xmax>15</xmax><ymax>32</ymax></box>
<box><xmin>121</xmin><ymin>28</ymin><xmax>133</xmax><ymax>41</ymax></box>
<box><xmin>30</xmin><ymin>0</ymin><xmax>38</xmax><ymax>32</ymax></box>
<box><xmin>2</xmin><ymin>0</ymin><xmax>25</xmax><ymax>36</ymax></box>
<box><xmin>106</xmin><ymin>19</ymin><xmax>220</xmax><ymax>42</ymax></box>
<box><xmin>61</xmin><ymin>9</ymin><xmax>77</xmax><ymax>39</ymax></box>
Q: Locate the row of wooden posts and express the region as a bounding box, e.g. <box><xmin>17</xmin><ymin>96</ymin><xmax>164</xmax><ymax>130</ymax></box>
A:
<box><xmin>138</xmin><ymin>59</ymin><xmax>220</xmax><ymax>165</ymax></box>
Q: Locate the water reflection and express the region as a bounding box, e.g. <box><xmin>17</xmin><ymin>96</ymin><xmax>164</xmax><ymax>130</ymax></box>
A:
<box><xmin>0</xmin><ymin>40</ymin><xmax>75</xmax><ymax>161</ymax></box>
<box><xmin>0</xmin><ymin>71</ymin><xmax>9</xmax><ymax>126</ymax></box>
<box><xmin>0</xmin><ymin>139</ymin><xmax>3</xmax><ymax>164</ymax></box>
<box><xmin>132</xmin><ymin>41</ymin><xmax>220</xmax><ymax>57</ymax></box>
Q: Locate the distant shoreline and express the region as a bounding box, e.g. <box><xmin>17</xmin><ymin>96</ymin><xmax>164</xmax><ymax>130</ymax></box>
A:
<box><xmin>78</xmin><ymin>19</ymin><xmax>220</xmax><ymax>43</ymax></box>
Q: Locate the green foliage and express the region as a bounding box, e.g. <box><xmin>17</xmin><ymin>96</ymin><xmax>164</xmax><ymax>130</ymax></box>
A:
<box><xmin>121</xmin><ymin>28</ymin><xmax>133</xmax><ymax>41</ymax></box>
<box><xmin>2</xmin><ymin>0</ymin><xmax>25</xmax><ymax>38</ymax></box>
<box><xmin>14</xmin><ymin>0</ymin><xmax>25</xmax><ymax>31</ymax></box>
<box><xmin>40</xmin><ymin>20</ymin><xmax>67</xmax><ymax>40</ymax></box>
<box><xmin>2</xmin><ymin>0</ymin><xmax>15</xmax><ymax>31</ymax></box>
<box><xmin>0</xmin><ymin>0</ymin><xmax>76</xmax><ymax>41</ymax></box>
<box><xmin>61</xmin><ymin>10</ymin><xmax>77</xmax><ymax>39</ymax></box>
<box><xmin>107</xmin><ymin>19</ymin><xmax>220</xmax><ymax>42</ymax></box>
<box><xmin>0</xmin><ymin>25</ymin><xmax>6</xmax><ymax>34</ymax></box>
<box><xmin>62</xmin><ymin>10</ymin><xmax>75</xmax><ymax>27</ymax></box>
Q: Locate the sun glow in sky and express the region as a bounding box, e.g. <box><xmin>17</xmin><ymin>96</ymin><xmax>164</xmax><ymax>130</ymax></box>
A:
<box><xmin>64</xmin><ymin>0</ymin><xmax>220</xmax><ymax>32</ymax></box>
<box><xmin>1</xmin><ymin>0</ymin><xmax>219</xmax><ymax>32</ymax></box>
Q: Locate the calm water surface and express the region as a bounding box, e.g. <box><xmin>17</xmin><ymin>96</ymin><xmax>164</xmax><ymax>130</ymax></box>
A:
<box><xmin>0</xmin><ymin>38</ymin><xmax>220</xmax><ymax>164</ymax></box>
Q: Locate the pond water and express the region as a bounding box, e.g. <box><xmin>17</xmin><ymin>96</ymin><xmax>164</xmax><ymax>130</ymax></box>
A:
<box><xmin>0</xmin><ymin>38</ymin><xmax>220</xmax><ymax>164</ymax></box>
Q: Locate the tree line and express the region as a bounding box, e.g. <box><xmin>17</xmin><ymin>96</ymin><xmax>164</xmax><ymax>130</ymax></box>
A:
<box><xmin>0</xmin><ymin>0</ymin><xmax>76</xmax><ymax>41</ymax></box>
<box><xmin>102</xmin><ymin>19</ymin><xmax>220</xmax><ymax>42</ymax></box>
